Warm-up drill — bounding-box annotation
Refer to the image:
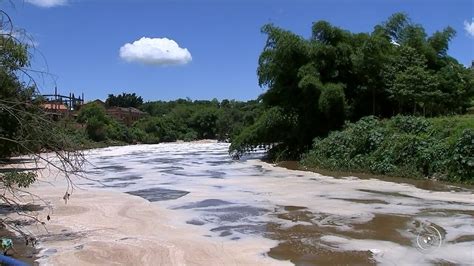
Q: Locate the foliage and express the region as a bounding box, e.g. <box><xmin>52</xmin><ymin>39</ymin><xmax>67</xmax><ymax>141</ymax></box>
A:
<box><xmin>105</xmin><ymin>92</ymin><xmax>143</xmax><ymax>108</ymax></box>
<box><xmin>190</xmin><ymin>108</ymin><xmax>219</xmax><ymax>139</ymax></box>
<box><xmin>231</xmin><ymin>12</ymin><xmax>474</xmax><ymax>159</ymax></box>
<box><xmin>76</xmin><ymin>102</ymin><xmax>150</xmax><ymax>143</ymax></box>
<box><xmin>301</xmin><ymin>115</ymin><xmax>474</xmax><ymax>183</ymax></box>
<box><xmin>229</xmin><ymin>107</ymin><xmax>298</xmax><ymax>158</ymax></box>
<box><xmin>0</xmin><ymin>10</ymin><xmax>85</xmax><ymax>241</ymax></box>
<box><xmin>2</xmin><ymin>172</ymin><xmax>36</xmax><ymax>188</ymax></box>
<box><xmin>77</xmin><ymin>102</ymin><xmax>108</xmax><ymax>123</ymax></box>
<box><xmin>135</xmin><ymin>99</ymin><xmax>263</xmax><ymax>143</ymax></box>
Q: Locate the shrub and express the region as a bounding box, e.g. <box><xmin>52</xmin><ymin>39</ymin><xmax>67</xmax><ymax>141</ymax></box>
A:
<box><xmin>85</xmin><ymin>117</ymin><xmax>107</xmax><ymax>141</ymax></box>
<box><xmin>301</xmin><ymin>115</ymin><xmax>474</xmax><ymax>183</ymax></box>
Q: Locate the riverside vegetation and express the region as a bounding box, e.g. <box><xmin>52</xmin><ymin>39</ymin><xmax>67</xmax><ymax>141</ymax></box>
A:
<box><xmin>301</xmin><ymin>115</ymin><xmax>474</xmax><ymax>183</ymax></box>
<box><xmin>229</xmin><ymin>13</ymin><xmax>474</xmax><ymax>183</ymax></box>
<box><xmin>72</xmin><ymin>97</ymin><xmax>263</xmax><ymax>146</ymax></box>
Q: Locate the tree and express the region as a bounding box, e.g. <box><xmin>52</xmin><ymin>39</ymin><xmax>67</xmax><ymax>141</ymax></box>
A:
<box><xmin>105</xmin><ymin>92</ymin><xmax>143</xmax><ymax>108</ymax></box>
<box><xmin>391</xmin><ymin>65</ymin><xmax>440</xmax><ymax>115</ymax></box>
<box><xmin>231</xmin><ymin>12</ymin><xmax>473</xmax><ymax>159</ymax></box>
<box><xmin>77</xmin><ymin>102</ymin><xmax>108</xmax><ymax>124</ymax></box>
<box><xmin>190</xmin><ymin>108</ymin><xmax>220</xmax><ymax>139</ymax></box>
<box><xmin>318</xmin><ymin>83</ymin><xmax>346</xmax><ymax>129</ymax></box>
<box><xmin>0</xmin><ymin>10</ymin><xmax>84</xmax><ymax>242</ymax></box>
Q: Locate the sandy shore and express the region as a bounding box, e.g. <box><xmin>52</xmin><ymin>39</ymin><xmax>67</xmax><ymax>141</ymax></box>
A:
<box><xmin>22</xmin><ymin>185</ymin><xmax>286</xmax><ymax>265</ymax></box>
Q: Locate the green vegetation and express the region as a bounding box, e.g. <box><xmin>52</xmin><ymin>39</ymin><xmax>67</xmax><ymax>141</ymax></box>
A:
<box><xmin>135</xmin><ymin>99</ymin><xmax>262</xmax><ymax>143</ymax></box>
<box><xmin>105</xmin><ymin>92</ymin><xmax>143</xmax><ymax>108</ymax></box>
<box><xmin>76</xmin><ymin>102</ymin><xmax>134</xmax><ymax>143</ymax></box>
<box><xmin>301</xmin><ymin>115</ymin><xmax>474</xmax><ymax>183</ymax></box>
<box><xmin>0</xmin><ymin>12</ymin><xmax>84</xmax><ymax>239</ymax></box>
<box><xmin>71</xmin><ymin>96</ymin><xmax>262</xmax><ymax>145</ymax></box>
<box><xmin>0</xmin><ymin>26</ymin><xmax>81</xmax><ymax>159</ymax></box>
<box><xmin>229</xmin><ymin>12</ymin><xmax>473</xmax><ymax>167</ymax></box>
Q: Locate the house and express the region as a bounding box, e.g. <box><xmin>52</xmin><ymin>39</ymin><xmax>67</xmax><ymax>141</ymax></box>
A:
<box><xmin>41</xmin><ymin>101</ymin><xmax>72</xmax><ymax>120</ymax></box>
<box><xmin>41</xmin><ymin>101</ymin><xmax>69</xmax><ymax>113</ymax></box>
<box><xmin>40</xmin><ymin>89</ymin><xmax>85</xmax><ymax>119</ymax></box>
<box><xmin>106</xmin><ymin>106</ymin><xmax>147</xmax><ymax>126</ymax></box>
<box><xmin>80</xmin><ymin>99</ymin><xmax>147</xmax><ymax>126</ymax></box>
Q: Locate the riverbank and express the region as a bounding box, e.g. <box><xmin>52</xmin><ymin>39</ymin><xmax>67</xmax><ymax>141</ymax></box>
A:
<box><xmin>277</xmin><ymin>161</ymin><xmax>474</xmax><ymax>192</ymax></box>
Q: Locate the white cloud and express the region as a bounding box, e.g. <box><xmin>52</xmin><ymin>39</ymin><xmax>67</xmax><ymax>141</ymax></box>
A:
<box><xmin>119</xmin><ymin>37</ymin><xmax>192</xmax><ymax>66</ymax></box>
<box><xmin>464</xmin><ymin>19</ymin><xmax>474</xmax><ymax>38</ymax></box>
<box><xmin>25</xmin><ymin>0</ymin><xmax>67</xmax><ymax>8</ymax></box>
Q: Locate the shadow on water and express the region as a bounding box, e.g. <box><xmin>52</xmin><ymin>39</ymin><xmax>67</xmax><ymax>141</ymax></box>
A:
<box><xmin>100</xmin><ymin>182</ymin><xmax>136</xmax><ymax>188</ymax></box>
<box><xmin>175</xmin><ymin>199</ymin><xmax>269</xmax><ymax>238</ymax></box>
<box><xmin>102</xmin><ymin>175</ymin><xmax>143</xmax><ymax>183</ymax></box>
<box><xmin>0</xmin><ymin>167</ymin><xmax>45</xmax><ymax>173</ymax></box>
<box><xmin>0</xmin><ymin>158</ymin><xmax>35</xmax><ymax>164</ymax></box>
<box><xmin>331</xmin><ymin>198</ymin><xmax>389</xmax><ymax>204</ymax></box>
<box><xmin>174</xmin><ymin>199</ymin><xmax>233</xmax><ymax>209</ymax></box>
<box><xmin>95</xmin><ymin>165</ymin><xmax>129</xmax><ymax>172</ymax></box>
<box><xmin>200</xmin><ymin>206</ymin><xmax>268</xmax><ymax>223</ymax></box>
<box><xmin>0</xmin><ymin>204</ymin><xmax>44</xmax><ymax>215</ymax></box>
<box><xmin>126</xmin><ymin>187</ymin><xmax>189</xmax><ymax>202</ymax></box>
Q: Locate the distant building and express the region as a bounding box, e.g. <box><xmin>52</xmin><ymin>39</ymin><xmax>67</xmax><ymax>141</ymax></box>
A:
<box><xmin>89</xmin><ymin>99</ymin><xmax>106</xmax><ymax>108</ymax></box>
<box><xmin>41</xmin><ymin>101</ymin><xmax>69</xmax><ymax>113</ymax></box>
<box><xmin>85</xmin><ymin>99</ymin><xmax>146</xmax><ymax>126</ymax></box>
<box><xmin>106</xmin><ymin>106</ymin><xmax>147</xmax><ymax>126</ymax></box>
<box><xmin>40</xmin><ymin>88</ymin><xmax>85</xmax><ymax>119</ymax></box>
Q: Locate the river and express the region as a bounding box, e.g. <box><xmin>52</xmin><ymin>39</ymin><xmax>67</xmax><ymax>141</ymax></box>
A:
<box><xmin>33</xmin><ymin>142</ymin><xmax>474</xmax><ymax>265</ymax></box>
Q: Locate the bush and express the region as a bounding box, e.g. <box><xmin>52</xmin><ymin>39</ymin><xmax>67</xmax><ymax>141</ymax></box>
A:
<box><xmin>85</xmin><ymin>117</ymin><xmax>107</xmax><ymax>141</ymax></box>
<box><xmin>301</xmin><ymin>115</ymin><xmax>474</xmax><ymax>183</ymax></box>
<box><xmin>450</xmin><ymin>129</ymin><xmax>474</xmax><ymax>182</ymax></box>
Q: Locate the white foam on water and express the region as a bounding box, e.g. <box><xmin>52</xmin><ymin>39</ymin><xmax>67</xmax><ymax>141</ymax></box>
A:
<box><xmin>64</xmin><ymin>142</ymin><xmax>474</xmax><ymax>265</ymax></box>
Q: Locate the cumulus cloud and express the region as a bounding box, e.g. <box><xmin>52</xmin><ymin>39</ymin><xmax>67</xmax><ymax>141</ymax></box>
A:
<box><xmin>25</xmin><ymin>0</ymin><xmax>67</xmax><ymax>8</ymax></box>
<box><xmin>464</xmin><ymin>19</ymin><xmax>474</xmax><ymax>38</ymax></box>
<box><xmin>119</xmin><ymin>37</ymin><xmax>192</xmax><ymax>66</ymax></box>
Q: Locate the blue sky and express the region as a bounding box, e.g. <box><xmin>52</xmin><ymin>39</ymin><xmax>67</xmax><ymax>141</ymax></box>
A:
<box><xmin>7</xmin><ymin>0</ymin><xmax>474</xmax><ymax>101</ymax></box>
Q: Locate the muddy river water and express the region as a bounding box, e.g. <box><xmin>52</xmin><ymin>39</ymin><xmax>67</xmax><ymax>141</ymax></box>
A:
<box><xmin>74</xmin><ymin>142</ymin><xmax>473</xmax><ymax>265</ymax></box>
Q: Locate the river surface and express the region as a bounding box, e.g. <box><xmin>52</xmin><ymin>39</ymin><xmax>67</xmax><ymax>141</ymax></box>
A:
<box><xmin>76</xmin><ymin>142</ymin><xmax>473</xmax><ymax>265</ymax></box>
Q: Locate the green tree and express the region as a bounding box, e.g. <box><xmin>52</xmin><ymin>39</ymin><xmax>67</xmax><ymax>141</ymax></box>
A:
<box><xmin>76</xmin><ymin>102</ymin><xmax>131</xmax><ymax>142</ymax></box>
<box><xmin>231</xmin><ymin>12</ymin><xmax>472</xmax><ymax>159</ymax></box>
<box><xmin>318</xmin><ymin>83</ymin><xmax>346</xmax><ymax>129</ymax></box>
<box><xmin>190</xmin><ymin>108</ymin><xmax>220</xmax><ymax>139</ymax></box>
<box><xmin>0</xmin><ymin>11</ymin><xmax>84</xmax><ymax>240</ymax></box>
<box><xmin>105</xmin><ymin>92</ymin><xmax>143</xmax><ymax>108</ymax></box>
<box><xmin>77</xmin><ymin>102</ymin><xmax>108</xmax><ymax>124</ymax></box>
<box><xmin>391</xmin><ymin>65</ymin><xmax>440</xmax><ymax>115</ymax></box>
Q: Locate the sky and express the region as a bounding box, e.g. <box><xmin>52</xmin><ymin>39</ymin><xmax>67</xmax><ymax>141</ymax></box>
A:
<box><xmin>5</xmin><ymin>0</ymin><xmax>474</xmax><ymax>102</ymax></box>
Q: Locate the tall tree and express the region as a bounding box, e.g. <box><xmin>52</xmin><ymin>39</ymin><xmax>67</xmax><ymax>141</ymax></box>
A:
<box><xmin>230</xmin><ymin>12</ymin><xmax>473</xmax><ymax>159</ymax></box>
<box><xmin>106</xmin><ymin>92</ymin><xmax>143</xmax><ymax>108</ymax></box>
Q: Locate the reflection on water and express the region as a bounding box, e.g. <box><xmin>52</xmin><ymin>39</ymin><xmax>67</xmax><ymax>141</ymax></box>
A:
<box><xmin>80</xmin><ymin>142</ymin><xmax>474</xmax><ymax>265</ymax></box>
